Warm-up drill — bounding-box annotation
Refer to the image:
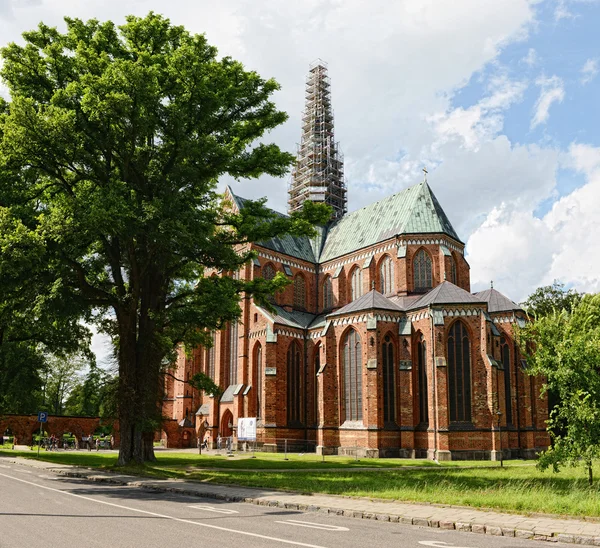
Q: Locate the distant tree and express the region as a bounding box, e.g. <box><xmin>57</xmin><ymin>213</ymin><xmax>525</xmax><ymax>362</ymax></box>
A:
<box><xmin>0</xmin><ymin>209</ymin><xmax>89</xmax><ymax>414</ymax></box>
<box><xmin>43</xmin><ymin>354</ymin><xmax>86</xmax><ymax>415</ymax></box>
<box><xmin>0</xmin><ymin>13</ymin><xmax>330</xmax><ymax>465</ymax></box>
<box><xmin>64</xmin><ymin>363</ymin><xmax>116</xmax><ymax>417</ymax></box>
<box><xmin>522</xmin><ymin>280</ymin><xmax>583</xmax><ymax>318</ymax></box>
<box><xmin>520</xmin><ymin>293</ymin><xmax>600</xmax><ymax>485</ymax></box>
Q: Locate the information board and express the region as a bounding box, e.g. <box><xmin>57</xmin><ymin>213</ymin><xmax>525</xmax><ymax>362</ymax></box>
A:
<box><xmin>237</xmin><ymin>417</ymin><xmax>257</xmax><ymax>441</ymax></box>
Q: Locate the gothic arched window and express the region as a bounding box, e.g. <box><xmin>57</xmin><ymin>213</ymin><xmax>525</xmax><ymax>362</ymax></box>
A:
<box><xmin>343</xmin><ymin>329</ymin><xmax>363</xmax><ymax>422</ymax></box>
<box><xmin>501</xmin><ymin>337</ymin><xmax>512</xmax><ymax>424</ymax></box>
<box><xmin>380</xmin><ymin>255</ymin><xmax>395</xmax><ymax>294</ymax></box>
<box><xmin>262</xmin><ymin>263</ymin><xmax>275</xmax><ymax>281</ymax></box>
<box><xmin>322</xmin><ymin>276</ymin><xmax>333</xmax><ymax>310</ymax></box>
<box><xmin>418</xmin><ymin>339</ymin><xmax>428</xmax><ymax>424</ymax></box>
<box><xmin>450</xmin><ymin>255</ymin><xmax>458</xmax><ymax>285</ymax></box>
<box><xmin>382</xmin><ymin>335</ymin><xmax>396</xmax><ymax>424</ymax></box>
<box><xmin>287</xmin><ymin>341</ymin><xmax>303</xmax><ymax>425</ymax></box>
<box><xmin>350</xmin><ymin>267</ymin><xmax>363</xmax><ymax>302</ymax></box>
<box><xmin>293</xmin><ymin>274</ymin><xmax>306</xmax><ymax>310</ymax></box>
<box><xmin>414</xmin><ymin>249</ymin><xmax>433</xmax><ymax>291</ymax></box>
<box><xmin>447</xmin><ymin>321</ymin><xmax>472</xmax><ymax>422</ymax></box>
<box><xmin>206</xmin><ymin>331</ymin><xmax>216</xmax><ymax>380</ymax></box>
<box><xmin>255</xmin><ymin>343</ymin><xmax>263</xmax><ymax>419</ymax></box>
<box><xmin>228</xmin><ymin>322</ymin><xmax>239</xmax><ymax>386</ymax></box>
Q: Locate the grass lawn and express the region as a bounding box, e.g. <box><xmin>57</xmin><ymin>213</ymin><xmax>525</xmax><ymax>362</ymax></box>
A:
<box><xmin>2</xmin><ymin>448</ymin><xmax>600</xmax><ymax>518</ymax></box>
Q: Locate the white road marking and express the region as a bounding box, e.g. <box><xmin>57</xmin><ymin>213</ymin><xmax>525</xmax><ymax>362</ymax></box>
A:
<box><xmin>13</xmin><ymin>469</ymin><xmax>32</xmax><ymax>474</ymax></box>
<box><xmin>189</xmin><ymin>505</ymin><xmax>239</xmax><ymax>514</ymax></box>
<box><xmin>0</xmin><ymin>464</ymin><xmax>11</xmax><ymax>469</ymax></box>
<box><xmin>419</xmin><ymin>542</ymin><xmax>470</xmax><ymax>548</ymax></box>
<box><xmin>37</xmin><ymin>474</ymin><xmax>59</xmax><ymax>480</ymax></box>
<box><xmin>0</xmin><ymin>472</ymin><xmax>328</xmax><ymax>548</ymax></box>
<box><xmin>275</xmin><ymin>520</ymin><xmax>349</xmax><ymax>532</ymax></box>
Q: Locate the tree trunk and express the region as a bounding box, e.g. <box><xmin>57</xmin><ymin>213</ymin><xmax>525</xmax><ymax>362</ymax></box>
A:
<box><xmin>588</xmin><ymin>461</ymin><xmax>593</xmax><ymax>486</ymax></box>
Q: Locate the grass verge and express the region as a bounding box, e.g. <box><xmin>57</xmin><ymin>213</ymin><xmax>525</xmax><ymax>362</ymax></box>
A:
<box><xmin>2</xmin><ymin>449</ymin><xmax>599</xmax><ymax>518</ymax></box>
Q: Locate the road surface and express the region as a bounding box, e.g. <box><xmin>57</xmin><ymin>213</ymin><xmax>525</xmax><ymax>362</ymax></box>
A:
<box><xmin>0</xmin><ymin>460</ymin><xmax>546</xmax><ymax>548</ymax></box>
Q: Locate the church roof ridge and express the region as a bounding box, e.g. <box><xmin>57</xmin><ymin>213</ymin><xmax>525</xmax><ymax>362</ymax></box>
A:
<box><xmin>409</xmin><ymin>281</ymin><xmax>486</xmax><ymax>310</ymax></box>
<box><xmin>474</xmin><ymin>287</ymin><xmax>523</xmax><ymax>313</ymax></box>
<box><xmin>330</xmin><ymin>289</ymin><xmax>404</xmax><ymax>316</ymax></box>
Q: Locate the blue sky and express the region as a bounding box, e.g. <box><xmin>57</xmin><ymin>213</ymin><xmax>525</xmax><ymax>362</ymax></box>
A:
<box><xmin>1</xmin><ymin>0</ymin><xmax>599</xmax><ymax>362</ymax></box>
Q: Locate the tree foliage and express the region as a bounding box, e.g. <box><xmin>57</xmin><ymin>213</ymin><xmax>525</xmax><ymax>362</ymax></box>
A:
<box><xmin>0</xmin><ymin>13</ymin><xmax>330</xmax><ymax>464</ymax></box>
<box><xmin>64</xmin><ymin>363</ymin><xmax>117</xmax><ymax>418</ymax></box>
<box><xmin>520</xmin><ymin>293</ymin><xmax>600</xmax><ymax>485</ymax></box>
<box><xmin>522</xmin><ymin>280</ymin><xmax>583</xmax><ymax>319</ymax></box>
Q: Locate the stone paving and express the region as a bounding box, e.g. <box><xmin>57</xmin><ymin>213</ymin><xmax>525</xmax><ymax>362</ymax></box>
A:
<box><xmin>5</xmin><ymin>456</ymin><xmax>600</xmax><ymax>545</ymax></box>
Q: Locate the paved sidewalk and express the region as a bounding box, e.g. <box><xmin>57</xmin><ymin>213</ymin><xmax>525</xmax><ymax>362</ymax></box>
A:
<box><xmin>5</xmin><ymin>456</ymin><xmax>600</xmax><ymax>545</ymax></box>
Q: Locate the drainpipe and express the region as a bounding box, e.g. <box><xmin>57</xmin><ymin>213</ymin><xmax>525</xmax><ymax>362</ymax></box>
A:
<box><xmin>429</xmin><ymin>305</ymin><xmax>439</xmax><ymax>463</ymax></box>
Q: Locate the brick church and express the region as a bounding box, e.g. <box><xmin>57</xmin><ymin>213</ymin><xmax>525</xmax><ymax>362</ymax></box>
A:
<box><xmin>162</xmin><ymin>62</ymin><xmax>549</xmax><ymax>460</ymax></box>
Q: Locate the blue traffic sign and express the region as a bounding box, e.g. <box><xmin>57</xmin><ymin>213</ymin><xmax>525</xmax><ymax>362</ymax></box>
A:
<box><xmin>37</xmin><ymin>411</ymin><xmax>48</xmax><ymax>423</ymax></box>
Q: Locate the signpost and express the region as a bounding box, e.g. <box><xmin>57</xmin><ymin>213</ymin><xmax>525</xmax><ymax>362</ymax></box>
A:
<box><xmin>37</xmin><ymin>411</ymin><xmax>48</xmax><ymax>457</ymax></box>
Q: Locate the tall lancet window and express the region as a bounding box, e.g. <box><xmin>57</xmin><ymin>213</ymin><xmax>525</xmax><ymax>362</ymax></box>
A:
<box><xmin>287</xmin><ymin>341</ymin><xmax>303</xmax><ymax>425</ymax></box>
<box><xmin>501</xmin><ymin>337</ymin><xmax>513</xmax><ymax>424</ymax></box>
<box><xmin>380</xmin><ymin>255</ymin><xmax>395</xmax><ymax>294</ymax></box>
<box><xmin>206</xmin><ymin>331</ymin><xmax>216</xmax><ymax>381</ymax></box>
<box><xmin>447</xmin><ymin>321</ymin><xmax>472</xmax><ymax>422</ymax></box>
<box><xmin>350</xmin><ymin>267</ymin><xmax>363</xmax><ymax>301</ymax></box>
<box><xmin>228</xmin><ymin>321</ymin><xmax>239</xmax><ymax>385</ymax></box>
<box><xmin>414</xmin><ymin>249</ymin><xmax>433</xmax><ymax>291</ymax></box>
<box><xmin>418</xmin><ymin>339</ymin><xmax>428</xmax><ymax>424</ymax></box>
<box><xmin>323</xmin><ymin>276</ymin><xmax>333</xmax><ymax>310</ymax></box>
<box><xmin>449</xmin><ymin>256</ymin><xmax>457</xmax><ymax>285</ymax></box>
<box><xmin>255</xmin><ymin>343</ymin><xmax>263</xmax><ymax>419</ymax></box>
<box><xmin>293</xmin><ymin>274</ymin><xmax>306</xmax><ymax>310</ymax></box>
<box><xmin>382</xmin><ymin>335</ymin><xmax>396</xmax><ymax>424</ymax></box>
<box><xmin>343</xmin><ymin>329</ymin><xmax>363</xmax><ymax>422</ymax></box>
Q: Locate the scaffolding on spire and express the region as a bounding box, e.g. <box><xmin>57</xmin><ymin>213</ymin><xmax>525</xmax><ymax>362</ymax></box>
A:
<box><xmin>288</xmin><ymin>60</ymin><xmax>347</xmax><ymax>221</ymax></box>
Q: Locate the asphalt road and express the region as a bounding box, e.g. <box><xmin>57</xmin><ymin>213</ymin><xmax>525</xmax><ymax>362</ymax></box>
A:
<box><xmin>0</xmin><ymin>461</ymin><xmax>548</xmax><ymax>548</ymax></box>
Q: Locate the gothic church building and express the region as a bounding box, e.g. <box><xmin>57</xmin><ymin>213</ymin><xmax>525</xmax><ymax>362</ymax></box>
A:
<box><xmin>162</xmin><ymin>62</ymin><xmax>549</xmax><ymax>460</ymax></box>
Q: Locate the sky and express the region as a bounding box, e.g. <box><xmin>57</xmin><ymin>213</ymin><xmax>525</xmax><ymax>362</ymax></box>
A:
<box><xmin>1</xmin><ymin>0</ymin><xmax>599</xmax><ymax>362</ymax></box>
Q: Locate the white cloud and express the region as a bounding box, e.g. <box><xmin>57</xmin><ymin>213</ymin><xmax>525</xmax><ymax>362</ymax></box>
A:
<box><xmin>521</xmin><ymin>47</ymin><xmax>537</xmax><ymax>66</ymax></box>
<box><xmin>468</xmin><ymin>143</ymin><xmax>600</xmax><ymax>301</ymax></box>
<box><xmin>581</xmin><ymin>58</ymin><xmax>599</xmax><ymax>84</ymax></box>
<box><xmin>531</xmin><ymin>75</ymin><xmax>565</xmax><ymax>129</ymax></box>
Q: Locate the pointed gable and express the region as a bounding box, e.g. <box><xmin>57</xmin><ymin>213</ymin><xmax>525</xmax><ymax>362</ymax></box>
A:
<box><xmin>331</xmin><ymin>289</ymin><xmax>404</xmax><ymax>316</ymax></box>
<box><xmin>318</xmin><ymin>181</ymin><xmax>461</xmax><ymax>262</ymax></box>
<box><xmin>474</xmin><ymin>288</ymin><xmax>523</xmax><ymax>313</ymax></box>
<box><xmin>410</xmin><ymin>281</ymin><xmax>486</xmax><ymax>310</ymax></box>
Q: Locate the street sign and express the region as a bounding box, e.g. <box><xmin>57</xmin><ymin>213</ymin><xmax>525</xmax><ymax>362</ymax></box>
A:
<box><xmin>37</xmin><ymin>412</ymin><xmax>48</xmax><ymax>423</ymax></box>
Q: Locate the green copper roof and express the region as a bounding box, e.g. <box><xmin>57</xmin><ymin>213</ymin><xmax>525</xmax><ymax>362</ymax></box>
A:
<box><xmin>227</xmin><ymin>180</ymin><xmax>461</xmax><ymax>265</ymax></box>
<box><xmin>318</xmin><ymin>181</ymin><xmax>461</xmax><ymax>262</ymax></box>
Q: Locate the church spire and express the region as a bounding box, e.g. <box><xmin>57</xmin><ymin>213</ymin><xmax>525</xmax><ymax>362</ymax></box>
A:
<box><xmin>288</xmin><ymin>60</ymin><xmax>347</xmax><ymax>221</ymax></box>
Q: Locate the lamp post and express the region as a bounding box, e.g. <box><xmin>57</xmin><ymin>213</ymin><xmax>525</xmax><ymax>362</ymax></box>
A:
<box><xmin>496</xmin><ymin>410</ymin><xmax>503</xmax><ymax>468</ymax></box>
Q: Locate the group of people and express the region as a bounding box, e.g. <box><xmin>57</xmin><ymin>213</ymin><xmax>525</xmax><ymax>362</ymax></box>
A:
<box><xmin>197</xmin><ymin>433</ymin><xmax>233</xmax><ymax>451</ymax></box>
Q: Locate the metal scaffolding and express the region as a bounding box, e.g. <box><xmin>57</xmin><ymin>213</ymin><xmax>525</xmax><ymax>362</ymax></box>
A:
<box><xmin>288</xmin><ymin>60</ymin><xmax>347</xmax><ymax>221</ymax></box>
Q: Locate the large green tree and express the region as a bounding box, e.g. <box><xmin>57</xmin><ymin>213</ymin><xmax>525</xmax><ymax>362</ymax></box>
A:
<box><xmin>522</xmin><ymin>280</ymin><xmax>582</xmax><ymax>318</ymax></box>
<box><xmin>520</xmin><ymin>294</ymin><xmax>600</xmax><ymax>485</ymax></box>
<box><xmin>0</xmin><ymin>13</ymin><xmax>329</xmax><ymax>464</ymax></box>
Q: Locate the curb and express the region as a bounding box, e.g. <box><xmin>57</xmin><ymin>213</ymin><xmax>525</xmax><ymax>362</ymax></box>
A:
<box><xmin>9</xmin><ymin>459</ymin><xmax>600</xmax><ymax>545</ymax></box>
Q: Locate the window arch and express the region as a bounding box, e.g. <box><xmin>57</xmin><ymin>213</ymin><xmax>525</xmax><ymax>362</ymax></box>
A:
<box><xmin>254</xmin><ymin>343</ymin><xmax>263</xmax><ymax>419</ymax></box>
<box><xmin>287</xmin><ymin>341</ymin><xmax>303</xmax><ymax>425</ymax></box>
<box><xmin>206</xmin><ymin>331</ymin><xmax>216</xmax><ymax>380</ymax></box>
<box><xmin>262</xmin><ymin>263</ymin><xmax>276</xmax><ymax>281</ymax></box>
<box><xmin>350</xmin><ymin>267</ymin><xmax>363</xmax><ymax>301</ymax></box>
<box><xmin>447</xmin><ymin>321</ymin><xmax>472</xmax><ymax>422</ymax></box>
<box><xmin>382</xmin><ymin>334</ymin><xmax>396</xmax><ymax>424</ymax></box>
<box><xmin>449</xmin><ymin>255</ymin><xmax>458</xmax><ymax>285</ymax></box>
<box><xmin>414</xmin><ymin>249</ymin><xmax>433</xmax><ymax>291</ymax></box>
<box><xmin>322</xmin><ymin>276</ymin><xmax>333</xmax><ymax>310</ymax></box>
<box><xmin>343</xmin><ymin>329</ymin><xmax>363</xmax><ymax>422</ymax></box>
<box><xmin>417</xmin><ymin>337</ymin><xmax>428</xmax><ymax>424</ymax></box>
<box><xmin>379</xmin><ymin>256</ymin><xmax>395</xmax><ymax>294</ymax></box>
<box><xmin>501</xmin><ymin>337</ymin><xmax>512</xmax><ymax>424</ymax></box>
<box><xmin>293</xmin><ymin>274</ymin><xmax>306</xmax><ymax>310</ymax></box>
